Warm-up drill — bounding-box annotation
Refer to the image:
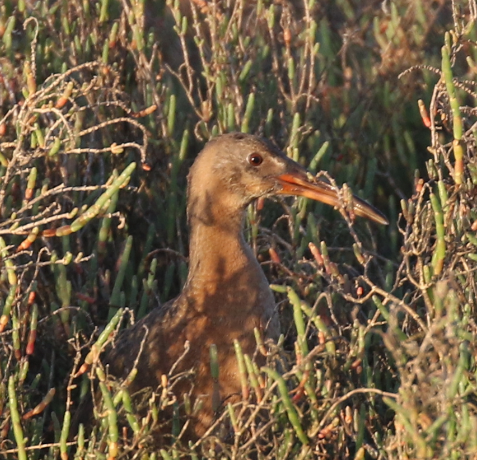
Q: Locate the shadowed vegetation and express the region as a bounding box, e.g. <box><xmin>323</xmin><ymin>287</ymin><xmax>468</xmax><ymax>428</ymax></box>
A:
<box><xmin>1</xmin><ymin>0</ymin><xmax>477</xmax><ymax>458</ymax></box>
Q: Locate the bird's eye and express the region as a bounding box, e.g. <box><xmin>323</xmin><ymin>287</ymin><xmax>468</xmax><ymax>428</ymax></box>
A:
<box><xmin>248</xmin><ymin>153</ymin><xmax>263</xmax><ymax>166</ymax></box>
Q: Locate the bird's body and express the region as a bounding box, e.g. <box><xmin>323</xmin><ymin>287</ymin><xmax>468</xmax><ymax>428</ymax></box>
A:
<box><xmin>98</xmin><ymin>133</ymin><xmax>387</xmax><ymax>441</ymax></box>
<box><xmin>107</xmin><ymin>215</ymin><xmax>279</xmax><ymax>437</ymax></box>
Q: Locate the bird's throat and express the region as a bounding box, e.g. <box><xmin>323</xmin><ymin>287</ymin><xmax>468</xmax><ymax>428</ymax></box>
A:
<box><xmin>184</xmin><ymin>204</ymin><xmax>266</xmax><ymax>316</ymax></box>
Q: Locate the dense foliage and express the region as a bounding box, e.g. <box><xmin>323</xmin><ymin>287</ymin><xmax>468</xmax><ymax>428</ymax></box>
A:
<box><xmin>1</xmin><ymin>0</ymin><xmax>477</xmax><ymax>458</ymax></box>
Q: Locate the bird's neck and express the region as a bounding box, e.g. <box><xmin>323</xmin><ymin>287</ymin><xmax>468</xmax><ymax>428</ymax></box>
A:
<box><xmin>182</xmin><ymin>193</ymin><xmax>265</xmax><ymax>311</ymax></box>
<box><xmin>187</xmin><ymin>209</ymin><xmax>254</xmax><ymax>281</ymax></box>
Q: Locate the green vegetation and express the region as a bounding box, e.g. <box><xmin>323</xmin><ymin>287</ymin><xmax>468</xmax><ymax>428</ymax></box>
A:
<box><xmin>1</xmin><ymin>0</ymin><xmax>477</xmax><ymax>458</ymax></box>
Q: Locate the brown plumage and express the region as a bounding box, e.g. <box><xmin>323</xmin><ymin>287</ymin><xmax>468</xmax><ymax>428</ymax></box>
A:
<box><xmin>95</xmin><ymin>133</ymin><xmax>387</xmax><ymax>442</ymax></box>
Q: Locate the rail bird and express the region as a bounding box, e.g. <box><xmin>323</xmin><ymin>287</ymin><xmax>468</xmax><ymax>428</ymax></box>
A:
<box><xmin>91</xmin><ymin>133</ymin><xmax>387</xmax><ymax>442</ymax></box>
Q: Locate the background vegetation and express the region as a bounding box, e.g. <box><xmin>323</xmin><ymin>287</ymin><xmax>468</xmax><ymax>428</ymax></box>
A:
<box><xmin>1</xmin><ymin>0</ymin><xmax>477</xmax><ymax>458</ymax></box>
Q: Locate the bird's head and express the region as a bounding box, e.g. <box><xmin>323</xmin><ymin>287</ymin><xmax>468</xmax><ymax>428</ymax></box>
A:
<box><xmin>187</xmin><ymin>132</ymin><xmax>388</xmax><ymax>226</ymax></box>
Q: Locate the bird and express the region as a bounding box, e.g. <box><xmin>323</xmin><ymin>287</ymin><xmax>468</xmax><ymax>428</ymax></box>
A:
<box><xmin>94</xmin><ymin>132</ymin><xmax>388</xmax><ymax>443</ymax></box>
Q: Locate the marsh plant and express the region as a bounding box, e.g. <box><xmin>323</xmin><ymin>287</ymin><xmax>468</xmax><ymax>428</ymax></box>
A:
<box><xmin>0</xmin><ymin>0</ymin><xmax>477</xmax><ymax>458</ymax></box>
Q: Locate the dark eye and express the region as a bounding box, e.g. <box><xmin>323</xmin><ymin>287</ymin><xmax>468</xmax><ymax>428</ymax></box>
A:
<box><xmin>248</xmin><ymin>153</ymin><xmax>263</xmax><ymax>166</ymax></box>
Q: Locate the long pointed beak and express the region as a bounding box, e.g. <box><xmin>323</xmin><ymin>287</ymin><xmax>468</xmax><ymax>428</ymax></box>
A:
<box><xmin>277</xmin><ymin>173</ymin><xmax>388</xmax><ymax>225</ymax></box>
